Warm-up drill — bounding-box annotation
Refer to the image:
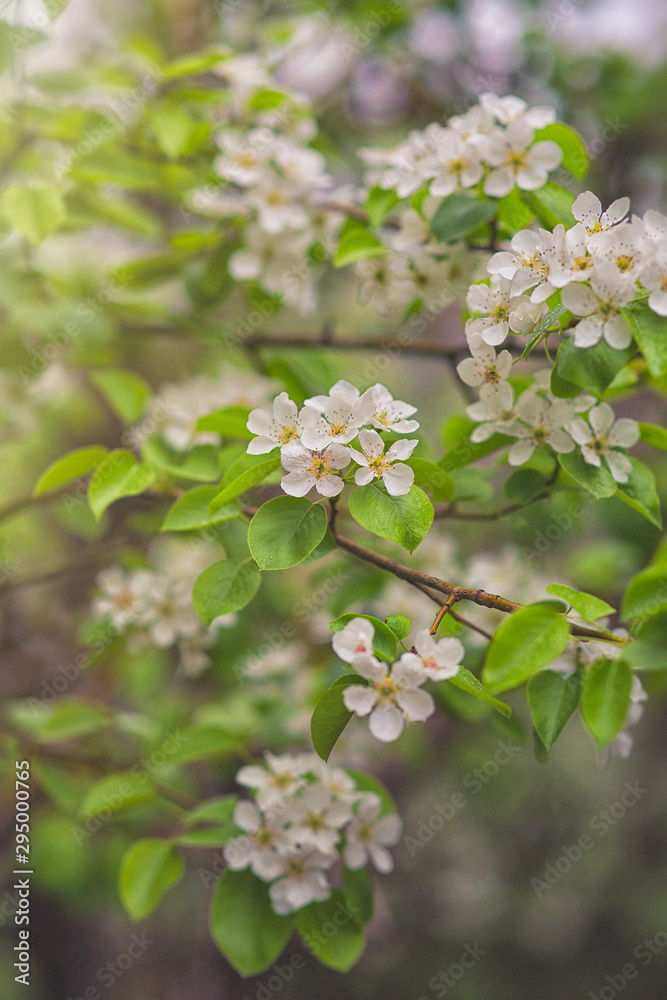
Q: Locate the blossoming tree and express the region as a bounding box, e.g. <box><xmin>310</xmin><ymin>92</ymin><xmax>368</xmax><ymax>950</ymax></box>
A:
<box><xmin>3</xmin><ymin>7</ymin><xmax>667</xmax><ymax>983</ymax></box>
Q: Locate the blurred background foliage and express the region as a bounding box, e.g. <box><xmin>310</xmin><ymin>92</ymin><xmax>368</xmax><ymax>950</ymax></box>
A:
<box><xmin>0</xmin><ymin>0</ymin><xmax>667</xmax><ymax>997</ymax></box>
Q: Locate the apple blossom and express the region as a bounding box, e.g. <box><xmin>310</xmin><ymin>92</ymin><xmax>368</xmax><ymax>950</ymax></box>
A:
<box><xmin>565</xmin><ymin>402</ymin><xmax>639</xmax><ymax>483</ymax></box>
<box><xmin>280</xmin><ymin>442</ymin><xmax>351</xmax><ymax>497</ymax></box>
<box><xmin>342</xmin><ymin>652</ymin><xmax>436</xmax><ymax>743</ymax></box>
<box><xmin>348</xmin><ymin>429</ymin><xmax>417</xmax><ymax>496</ymax></box>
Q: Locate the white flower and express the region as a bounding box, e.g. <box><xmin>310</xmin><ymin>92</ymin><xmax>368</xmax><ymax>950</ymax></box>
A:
<box><xmin>348</xmin><ymin>429</ymin><xmax>417</xmax><ymax>496</ymax></box>
<box><xmin>359</xmin><ymin>384</ymin><xmax>419</xmax><ymax>434</ymax></box>
<box><xmin>92</xmin><ymin>567</ymin><xmax>153</xmax><ymax>631</ymax></box>
<box><xmin>268</xmin><ymin>847</ymin><xmax>334</xmax><ymax>914</ymax></box>
<box><xmin>566</xmin><ymin>402</ymin><xmax>639</xmax><ymax>484</ymax></box>
<box><xmin>399</xmin><ymin>629</ymin><xmax>464</xmax><ymax>681</ymax></box>
<box><xmin>236</xmin><ymin>752</ymin><xmax>306</xmax><ymax>812</ymax></box>
<box><xmin>572</xmin><ymin>191</ymin><xmax>630</xmax><ymax>236</ymax></box>
<box><xmin>428</xmin><ymin>131</ymin><xmax>485</xmax><ymax>197</ymax></box>
<box><xmin>342</xmin><ymin>653</ymin><xmax>435</xmax><ymax>743</ymax></box>
<box><xmin>483</xmin><ymin>120</ymin><xmax>562</xmax><ymax>197</ymax></box>
<box><xmin>465</xmin><ymin>276</ymin><xmax>515</xmax><ymax>346</ymax></box>
<box><xmin>246</xmin><ymin>392</ymin><xmax>318</xmax><ymax>454</ymax></box>
<box><xmin>640</xmin><ymin>237</ymin><xmax>667</xmax><ymax>316</ymax></box>
<box><xmin>466</xmin><ymin>389</ymin><xmax>518</xmax><ymax>442</ymax></box>
<box><xmin>589</xmin><ymin>219</ymin><xmax>648</xmax><ymax>280</ymax></box>
<box><xmin>487</xmin><ymin>228</ymin><xmax>560</xmax><ymax>302</ymax></box>
<box><xmin>280</xmin><ymin>442</ymin><xmax>350</xmax><ymax>497</ymax></box>
<box><xmin>286</xmin><ymin>784</ymin><xmax>352</xmax><ymax>854</ymax></box>
<box><xmin>214</xmin><ymin>129</ymin><xmax>269</xmax><ymax>186</ymax></box>
<box><xmin>300</xmin><ymin>390</ymin><xmax>372</xmax><ymax>449</ymax></box>
<box><xmin>305</xmin><ymin>379</ymin><xmax>360</xmax><ymax>412</ymax></box>
<box><xmin>457</xmin><ymin>339</ymin><xmax>513</xmax><ymax>408</ymax></box>
<box><xmin>139</xmin><ymin>577</ymin><xmax>201</xmax><ymax>648</ymax></box>
<box><xmin>479</xmin><ymin>93</ymin><xmax>556</xmax><ymax>129</ymax></box>
<box><xmin>506</xmin><ymin>395</ymin><xmax>576</xmax><ymax>466</ymax></box>
<box><xmin>343</xmin><ymin>795</ymin><xmax>402</xmax><ymax>874</ymax></box>
<box><xmin>561</xmin><ymin>265</ymin><xmax>636</xmax><ymax>349</ymax></box>
<box><xmin>332</xmin><ymin>617</ymin><xmax>375</xmax><ymax>663</ymax></box>
<box><xmin>223</xmin><ymin>800</ymin><xmax>292</xmax><ymax>881</ymax></box>
<box><xmin>547</xmin><ymin>222</ymin><xmax>595</xmax><ymax>288</ymax></box>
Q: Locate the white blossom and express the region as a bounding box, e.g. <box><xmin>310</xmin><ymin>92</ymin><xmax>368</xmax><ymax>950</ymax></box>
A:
<box><xmin>332</xmin><ymin>617</ymin><xmax>375</xmax><ymax>663</ymax></box>
<box><xmin>343</xmin><ymin>796</ymin><xmax>402</xmax><ymax>873</ymax></box>
<box><xmin>457</xmin><ymin>338</ymin><xmax>513</xmax><ymax>408</ymax></box>
<box><xmin>246</xmin><ymin>392</ymin><xmax>318</xmax><ymax>454</ymax></box>
<box><xmin>280</xmin><ymin>442</ymin><xmax>350</xmax><ymax>497</ymax></box>
<box><xmin>348</xmin><ymin>430</ymin><xmax>417</xmax><ymax>496</ymax></box>
<box><xmin>483</xmin><ymin>120</ymin><xmax>562</xmax><ymax>197</ymax></box>
<box><xmin>505</xmin><ymin>394</ymin><xmax>577</xmax><ymax>466</ymax></box>
<box><xmin>359</xmin><ymin>384</ymin><xmax>419</xmax><ymax>434</ymax></box>
<box><xmin>342</xmin><ymin>653</ymin><xmax>435</xmax><ymax>743</ymax></box>
<box><xmin>566</xmin><ymin>402</ymin><xmax>639</xmax><ymax>483</ymax></box>
<box><xmin>223</xmin><ymin>800</ymin><xmax>293</xmax><ymax>880</ymax></box>
<box><xmin>572</xmin><ymin>191</ymin><xmax>630</xmax><ymax>236</ymax></box>
<box><xmin>399</xmin><ymin>630</ymin><xmax>464</xmax><ymax>681</ymax></box>
<box><xmin>268</xmin><ymin>847</ymin><xmax>334</xmax><ymax>914</ymax></box>
<box><xmin>561</xmin><ymin>265</ymin><xmax>635</xmax><ymax>349</ymax></box>
<box><xmin>236</xmin><ymin>752</ymin><xmax>307</xmax><ymax>812</ymax></box>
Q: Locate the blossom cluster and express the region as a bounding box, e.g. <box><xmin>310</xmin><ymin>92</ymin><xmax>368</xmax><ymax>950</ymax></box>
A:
<box><xmin>466</xmin><ymin>192</ymin><xmax>667</xmax><ymax>354</ymax></box>
<box><xmin>191</xmin><ymin>55</ymin><xmax>341</xmax><ymax>316</ymax></box>
<box><xmin>246</xmin><ymin>379</ymin><xmax>420</xmax><ymax>497</ymax></box>
<box><xmin>334</xmin><ymin>618</ymin><xmax>464</xmax><ymax>743</ymax></box>
<box><xmin>91</xmin><ymin>541</ymin><xmax>234</xmax><ymax>676</ymax></box>
<box><xmin>223</xmin><ymin>752</ymin><xmax>402</xmax><ymax>914</ymax></box>
<box><xmin>360</xmin><ymin>93</ymin><xmax>563</xmax><ymax>201</ymax></box>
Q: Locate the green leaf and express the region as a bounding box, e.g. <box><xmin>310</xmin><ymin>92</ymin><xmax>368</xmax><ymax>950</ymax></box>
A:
<box><xmin>385</xmin><ymin>614</ymin><xmax>411</xmax><ymax>641</ymax></box>
<box><xmin>441</xmin><ymin>415</ymin><xmax>513</xmax><ymax>472</ymax></box>
<box><xmin>554</xmin><ymin>337</ymin><xmax>636</xmax><ymax>396</ymax></box>
<box><xmin>1</xmin><ymin>182</ymin><xmax>66</xmax><ymax>245</ymax></box>
<box><xmin>343</xmin><ymin>865</ymin><xmax>374</xmax><ymax>926</ymax></box>
<box><xmin>143</xmin><ymin>439</ymin><xmax>222</xmax><ymax>483</ymax></box>
<box><xmin>616</xmin><ymin>458</ymin><xmax>662</xmax><ymax>529</ymax></box>
<box><xmin>503</xmin><ymin>469</ymin><xmax>548</xmax><ymax>504</ymax></box>
<box><xmin>192</xmin><ymin>558</ymin><xmax>261</xmax><ymax>625</ymax></box>
<box><xmin>624</xmin><ymin>306</ymin><xmax>667</xmax><ymax>377</ymax></box>
<box><xmin>161</xmin><ymin>485</ymin><xmax>241</xmax><ymax>532</ymax></box>
<box><xmin>366</xmin><ymin>185</ymin><xmax>399</xmax><ymax>226</ymax></box>
<box><xmin>183</xmin><ymin>795</ymin><xmax>237</xmax><ymax>827</ymax></box>
<box><xmin>346</xmin><ymin>769</ymin><xmax>396</xmax><ymax>814</ymax></box>
<box><xmin>348</xmin><ymin>482</ymin><xmax>433</xmax><ymax>553</ymax></box>
<box><xmin>334</xmin><ymin>219</ymin><xmax>384</xmax><ymax>267</ymax></box>
<box><xmin>581</xmin><ymin>658</ymin><xmax>632</xmax><ymax>748</ymax></box>
<box><xmin>527</xmin><ymin>669</ymin><xmax>582</xmax><ymax>749</ymax></box>
<box><xmin>626</xmin><ymin>608</ymin><xmax>667</xmax><ymax>671</ymax></box>
<box><xmin>30</xmin><ymin>698</ymin><xmax>112</xmax><ymax>742</ymax></box>
<box><xmin>482</xmin><ymin>604</ymin><xmax>571</xmax><ymax>694</ymax></box>
<box><xmin>329</xmin><ymin>614</ymin><xmax>398</xmax><ymax>662</ymax></box>
<box><xmin>448</xmin><ymin>666</ymin><xmax>512</xmax><ymax>718</ymax></box>
<box><xmin>88</xmin><ymin>449</ymin><xmax>156</xmax><ymax>519</ymax></box>
<box><xmin>497</xmin><ymin>189</ymin><xmax>536</xmax><ymax>233</ymax></box>
<box><xmin>407</xmin><ymin>457</ymin><xmax>455</xmax><ymax>502</ymax></box>
<box><xmin>197</xmin><ymin>405</ymin><xmax>253</xmax><ymax>439</ymax></box>
<box><xmin>533</xmin><ymin>123</ymin><xmax>589</xmax><ymax>178</ymax></box>
<box><xmin>521</xmin><ymin>183</ymin><xmax>575</xmax><ymax>229</ymax></box>
<box><xmin>310</xmin><ymin>675</ymin><xmax>367</xmax><ymax>762</ymax></box>
<box><xmin>248</xmin><ymin>496</ymin><xmax>327</xmax><ymax>570</ymax></box>
<box><xmin>209</xmin><ymin>869</ymin><xmax>293</xmax><ymax>976</ymax></box>
<box><xmin>90</xmin><ymin>368</ymin><xmax>152</xmax><ymax>423</ymax></box>
<box><xmin>80</xmin><ymin>772</ymin><xmax>156</xmax><ymax>818</ymax></box>
<box><xmin>208</xmin><ymin>454</ymin><xmax>282</xmax><ymax>513</ymax></box>
<box><xmin>151</xmin><ymin>106</ymin><xmax>198</xmax><ymax>159</ymax></box>
<box><xmin>546</xmin><ymin>584</ymin><xmax>615</xmax><ymax>622</ymax></box>
<box><xmin>640</xmin><ymin>422</ymin><xmax>667</xmax><ymax>450</ymax></box>
<box><xmin>430</xmin><ymin>192</ymin><xmax>496</xmax><ymax>242</ymax></box>
<box><xmin>295</xmin><ymin>890</ymin><xmax>365</xmax><ymax>972</ymax></box>
<box><xmin>518</xmin><ymin>305</ymin><xmax>567</xmax><ymax>360</ymax></box>
<box><xmin>119</xmin><ymin>839</ymin><xmax>184</xmax><ymax>921</ymax></box>
<box><xmin>621</xmin><ymin>566</ymin><xmax>667</xmax><ymax>622</ymax></box>
<box><xmin>557</xmin><ymin>451</ymin><xmax>617</xmax><ymax>499</ymax></box>
<box><xmin>34</xmin><ymin>445</ymin><xmax>108</xmax><ymax>496</ymax></box>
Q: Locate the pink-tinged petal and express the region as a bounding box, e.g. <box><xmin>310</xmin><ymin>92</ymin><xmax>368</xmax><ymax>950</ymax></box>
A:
<box><xmin>358</xmin><ymin>428</ymin><xmax>384</xmax><ymax>459</ymax></box>
<box><xmin>382</xmin><ymin>464</ymin><xmax>414</xmax><ymax>497</ymax></box>
<box><xmin>315</xmin><ymin>473</ymin><xmax>345</xmax><ymax>497</ymax></box>
<box><xmin>236</xmin><ymin>765</ymin><xmax>269</xmax><ymax>789</ymax></box>
<box><xmin>486</xmin><ymin>252</ymin><xmax>516</xmax><ymax>279</ymax></box>
<box><xmin>281</xmin><ymin>472</ymin><xmax>314</xmax><ymax>497</ymax></box>
<box><xmin>496</xmin><ymin>380</ymin><xmax>514</xmax><ymax>410</ymax></box>
<box><xmin>605</xmin><ymin>450</ymin><xmax>632</xmax><ymax>483</ymax></box>
<box><xmin>573</xmin><ymin>318</ymin><xmax>602</xmax><ymax>348</ymax></box>
<box><xmin>369</xmin><ymin>705</ymin><xmax>405</xmax><ymax>742</ymax></box>
<box><xmin>247</xmin><ymin>436</ymin><xmax>278</xmax><ymax>454</ymax></box>
<box><xmin>508</xmin><ymin>439</ymin><xmax>536</xmax><ymax>466</ymax></box>
<box><xmin>343</xmin><ymin>685</ymin><xmax>378</xmax><ymax>717</ymax></box>
<box><xmin>397</xmin><ymin>687</ymin><xmax>435</xmax><ymax>722</ymax></box>
<box><xmin>604</xmin><ymin>197</ymin><xmax>630</xmax><ymax>226</ymax></box>
<box><xmin>609</xmin><ymin>418</ymin><xmax>639</xmax><ymax>449</ymax></box>
<box><xmin>233</xmin><ymin>800</ymin><xmax>262</xmax><ymax>832</ymax></box>
<box><xmin>527</xmin><ymin>140</ymin><xmax>562</xmax><ymax>171</ymax></box>
<box><xmin>246</xmin><ymin>409</ymin><xmax>274</xmax><ymax>436</ymax></box>
<box><xmin>589</xmin><ymin>403</ymin><xmax>614</xmax><ymax>436</ymax></box>
<box><xmin>397</xmin><ymin>652</ymin><xmax>423</xmax><ymax>674</ymax></box>
<box><xmin>280</xmin><ymin>444</ymin><xmax>311</xmax><ymax>472</ymax></box>
<box><xmin>326</xmin><ymin>444</ymin><xmax>354</xmax><ymax>469</ymax></box>
<box><xmin>481</xmin><ymin>321</ymin><xmax>509</xmax><ymax>346</ymax></box>
<box><xmin>348</xmin><ymin>447</ymin><xmax>368</xmax><ymax>467</ymax></box>
<box><xmin>496</xmin><ymin>350</ymin><xmax>513</xmax><ymax>378</ymax></box>
<box><xmin>435</xmin><ymin>636</ymin><xmax>465</xmax><ymax>665</ymax></box>
<box><xmin>354</xmin><ymin>467</ymin><xmax>376</xmax><ymax>486</ymax></box>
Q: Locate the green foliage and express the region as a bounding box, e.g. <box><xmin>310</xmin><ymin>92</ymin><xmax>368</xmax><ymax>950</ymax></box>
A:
<box><xmin>557</xmin><ymin>451</ymin><xmax>617</xmax><ymax>499</ymax></box>
<box><xmin>88</xmin><ymin>449</ymin><xmax>156</xmax><ymax>519</ymax></box>
<box><xmin>248</xmin><ymin>496</ymin><xmax>328</xmax><ymax>570</ymax></box>
<box><xmin>160</xmin><ymin>485</ymin><xmax>241</xmax><ymax>531</ymax></box>
<box><xmin>534</xmin><ymin>122</ymin><xmax>589</xmax><ymax>178</ymax></box>
<box><xmin>448</xmin><ymin>666</ymin><xmax>512</xmax><ymax>718</ymax></box>
<box><xmin>616</xmin><ymin>459</ymin><xmax>662</xmax><ymax>528</ymax></box>
<box><xmin>407</xmin><ymin>457</ymin><xmax>455</xmax><ymax>501</ymax></box>
<box><xmin>441</xmin><ymin>415</ymin><xmax>513</xmax><ymax>471</ymax></box>
<box><xmin>329</xmin><ymin>613</ymin><xmax>398</xmax><ymax>661</ymax></box>
<box><xmin>624</xmin><ymin>306</ymin><xmax>667</xmax><ymax>377</ymax></box>
<box><xmin>34</xmin><ymin>445</ymin><xmax>108</xmax><ymax>496</ymax></box>
<box><xmin>209</xmin><ymin>869</ymin><xmax>293</xmax><ymax>976</ymax></box>
<box><xmin>80</xmin><ymin>772</ymin><xmax>157</xmax><ymax>818</ymax></box>
<box><xmin>192</xmin><ymin>558</ymin><xmax>261</xmax><ymax>625</ymax></box>
<box><xmin>553</xmin><ymin>338</ymin><xmax>636</xmax><ymax>397</ymax></box>
<box><xmin>310</xmin><ymin>675</ymin><xmax>367</xmax><ymax>761</ymax></box>
<box><xmin>503</xmin><ymin>468</ymin><xmax>549</xmax><ymax>504</ymax></box>
<box><xmin>348</xmin><ymin>482</ymin><xmax>433</xmax><ymax>552</ymax></box>
<box><xmin>197</xmin><ymin>406</ymin><xmax>254</xmax><ymax>439</ymax></box>
<box><xmin>90</xmin><ymin>368</ymin><xmax>152</xmax><ymax>422</ymax></box>
<box><xmin>430</xmin><ymin>192</ymin><xmax>496</xmax><ymax>241</ymax></box>
<box><xmin>581</xmin><ymin>658</ymin><xmax>632</xmax><ymax>747</ymax></box>
<box><xmin>527</xmin><ymin>669</ymin><xmax>582</xmax><ymax>749</ymax></box>
<box><xmin>209</xmin><ymin>454</ymin><xmax>282</xmax><ymax>512</ymax></box>
<box><xmin>1</xmin><ymin>182</ymin><xmax>66</xmax><ymax>244</ymax></box>
<box><xmin>546</xmin><ymin>584</ymin><xmax>616</xmax><ymax>622</ymax></box>
<box><xmin>119</xmin><ymin>839</ymin><xmax>185</xmax><ymax>920</ymax></box>
<box><xmin>295</xmin><ymin>891</ymin><xmax>366</xmax><ymax>971</ymax></box>
<box><xmin>334</xmin><ymin>219</ymin><xmax>385</xmax><ymax>267</ymax></box>
<box><xmin>482</xmin><ymin>604</ymin><xmax>571</xmax><ymax>694</ymax></box>
<box><xmin>385</xmin><ymin>614</ymin><xmax>411</xmax><ymax>641</ymax></box>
